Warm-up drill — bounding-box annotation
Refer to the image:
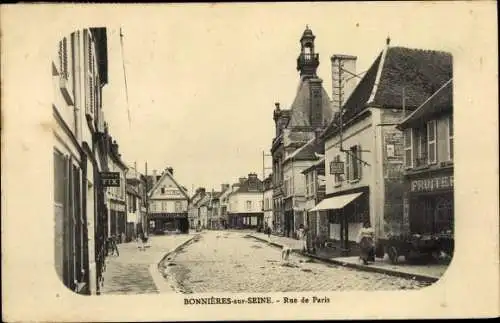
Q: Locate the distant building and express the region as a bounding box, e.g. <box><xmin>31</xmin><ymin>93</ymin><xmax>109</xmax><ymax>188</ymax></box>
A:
<box><xmin>271</xmin><ymin>26</ymin><xmax>336</xmax><ymax>238</ymax></box>
<box><xmin>126</xmin><ymin>165</ymin><xmax>147</xmax><ymax>239</ymax></box>
<box><xmin>218</xmin><ymin>184</ymin><xmax>231</xmax><ymax>229</ymax></box>
<box><xmin>147</xmin><ymin>167</ymin><xmax>190</xmax><ymax>234</ymax></box>
<box><xmin>188</xmin><ymin>187</ymin><xmax>206</xmax><ymax>229</ymax></box>
<box><xmin>227</xmin><ymin>173</ymin><xmax>264</xmax><ymax>229</ymax></box>
<box><xmin>397</xmin><ymin>79</ymin><xmax>454</xmax><ymax>255</ymax></box>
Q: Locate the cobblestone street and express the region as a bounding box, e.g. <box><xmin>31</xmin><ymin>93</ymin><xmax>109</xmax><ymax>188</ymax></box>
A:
<box><xmin>161</xmin><ymin>231</ymin><xmax>432</xmax><ymax>293</ymax></box>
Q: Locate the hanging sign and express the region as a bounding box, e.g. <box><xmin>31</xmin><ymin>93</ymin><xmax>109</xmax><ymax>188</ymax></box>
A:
<box><xmin>101</xmin><ymin>172</ymin><xmax>120</xmax><ymax>187</ymax></box>
<box><xmin>329</xmin><ymin>161</ymin><xmax>344</xmax><ymax>174</ymax></box>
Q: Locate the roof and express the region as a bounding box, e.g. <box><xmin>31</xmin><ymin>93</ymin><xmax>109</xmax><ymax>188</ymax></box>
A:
<box><xmin>398</xmin><ymin>79</ymin><xmax>453</xmax><ymax>130</ymax></box>
<box><xmin>323</xmin><ymin>46</ymin><xmax>452</xmax><ymax>138</ymax></box>
<box><xmin>287</xmin><ymin>78</ymin><xmax>334</xmax><ymax>128</ymax></box>
<box><xmin>234</xmin><ymin>176</ymin><xmax>263</xmax><ymax>194</ymax></box>
<box><xmin>284</xmin><ymin>137</ymin><xmax>323</xmax><ymax>163</ymax></box>
<box><xmin>302</xmin><ymin>156</ymin><xmax>325</xmax><ymax>174</ymax></box>
<box><xmin>147</xmin><ymin>169</ymin><xmax>190</xmax><ymax>200</ymax></box>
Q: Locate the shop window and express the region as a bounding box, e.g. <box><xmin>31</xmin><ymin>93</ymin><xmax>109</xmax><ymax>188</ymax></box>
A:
<box><xmin>427</xmin><ymin>120</ymin><xmax>437</xmax><ymax>164</ymax></box>
<box><xmin>404</xmin><ymin>128</ymin><xmax>413</xmax><ymax>168</ymax></box>
<box><xmin>447</xmin><ymin>115</ymin><xmax>454</xmax><ymax>161</ymax></box>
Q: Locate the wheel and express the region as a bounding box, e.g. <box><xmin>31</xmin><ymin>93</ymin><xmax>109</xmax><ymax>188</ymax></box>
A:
<box><xmin>388</xmin><ymin>246</ymin><xmax>399</xmax><ymax>264</ymax></box>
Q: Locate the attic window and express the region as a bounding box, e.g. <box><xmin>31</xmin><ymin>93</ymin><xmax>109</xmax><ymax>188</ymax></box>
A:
<box><xmin>161</xmin><ymin>187</ymin><xmax>165</xmax><ymax>194</ymax></box>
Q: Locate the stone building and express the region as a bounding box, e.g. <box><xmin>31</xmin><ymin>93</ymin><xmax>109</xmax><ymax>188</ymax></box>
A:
<box><xmin>53</xmin><ymin>27</ymin><xmax>110</xmax><ymax>295</ymax></box>
<box><xmin>263</xmin><ymin>175</ymin><xmax>273</xmax><ymax>230</ymax></box>
<box><xmin>271</xmin><ymin>26</ymin><xmax>335</xmax><ymax>237</ymax></box>
<box><xmin>316</xmin><ymin>39</ymin><xmax>452</xmax><ymax>256</ymax></box>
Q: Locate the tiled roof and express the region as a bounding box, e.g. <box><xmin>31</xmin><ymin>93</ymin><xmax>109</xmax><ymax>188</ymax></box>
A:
<box><xmin>302</xmin><ymin>156</ymin><xmax>325</xmax><ymax>174</ymax></box>
<box><xmin>287</xmin><ymin>78</ymin><xmax>334</xmax><ymax>128</ymax></box>
<box><xmin>324</xmin><ymin>46</ymin><xmax>452</xmax><ymax>138</ymax></box>
<box><xmin>398</xmin><ymin>79</ymin><xmax>453</xmax><ymax>130</ymax></box>
<box><xmin>235</xmin><ymin>177</ymin><xmax>263</xmax><ymax>193</ymax></box>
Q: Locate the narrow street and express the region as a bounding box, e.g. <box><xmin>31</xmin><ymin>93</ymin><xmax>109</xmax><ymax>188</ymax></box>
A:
<box><xmin>161</xmin><ymin>231</ymin><xmax>431</xmax><ymax>293</ymax></box>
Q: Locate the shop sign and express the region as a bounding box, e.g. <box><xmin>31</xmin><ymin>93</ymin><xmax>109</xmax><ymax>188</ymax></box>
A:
<box><xmin>329</xmin><ymin>161</ymin><xmax>344</xmax><ymax>174</ymax></box>
<box><xmin>410</xmin><ymin>175</ymin><xmax>454</xmax><ymax>193</ymax></box>
<box><xmin>101</xmin><ymin>172</ymin><xmax>120</xmax><ymax>187</ymax></box>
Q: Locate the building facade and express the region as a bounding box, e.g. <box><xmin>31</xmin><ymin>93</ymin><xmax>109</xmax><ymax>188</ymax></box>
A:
<box><xmin>106</xmin><ymin>139</ymin><xmax>128</xmax><ymax>242</ymax></box>
<box><xmin>302</xmin><ymin>156</ymin><xmax>328</xmax><ymax>247</ymax></box>
<box><xmin>126</xmin><ymin>165</ymin><xmax>147</xmax><ymax>240</ymax></box>
<box><xmin>263</xmin><ymin>175</ymin><xmax>274</xmax><ymax>229</ymax></box>
<box><xmin>271</xmin><ymin>26</ymin><xmax>335</xmax><ymax>237</ymax></box>
<box><xmin>317</xmin><ymin>40</ymin><xmax>452</xmax><ymax>256</ymax></box>
<box><xmin>148</xmin><ymin>167</ymin><xmax>190</xmax><ymax>234</ymax></box>
<box><xmin>227</xmin><ymin>174</ymin><xmax>264</xmax><ymax>229</ymax></box>
<box><xmin>188</xmin><ymin>187</ymin><xmax>206</xmax><ymax>230</ymax></box>
<box><xmin>53</xmin><ymin>28</ymin><xmax>110</xmax><ymax>295</ymax></box>
<box><xmin>397</xmin><ymin>79</ymin><xmax>454</xmax><ymax>255</ymax></box>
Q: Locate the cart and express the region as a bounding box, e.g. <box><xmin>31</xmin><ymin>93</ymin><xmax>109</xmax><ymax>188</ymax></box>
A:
<box><xmin>382</xmin><ymin>231</ymin><xmax>453</xmax><ymax>264</ymax></box>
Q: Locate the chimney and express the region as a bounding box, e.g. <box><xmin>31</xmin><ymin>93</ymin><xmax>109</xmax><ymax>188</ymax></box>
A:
<box><xmin>221</xmin><ymin>183</ymin><xmax>230</xmax><ymax>192</ymax></box>
<box><xmin>239</xmin><ymin>177</ymin><xmax>247</xmax><ymax>185</ymax></box>
<box><xmin>331</xmin><ymin>54</ymin><xmax>358</xmax><ymax>113</ymax></box>
<box><xmin>248</xmin><ymin>173</ymin><xmax>258</xmax><ymax>180</ymax></box>
<box><xmin>166</xmin><ymin>167</ymin><xmax>174</xmax><ymax>176</ymax></box>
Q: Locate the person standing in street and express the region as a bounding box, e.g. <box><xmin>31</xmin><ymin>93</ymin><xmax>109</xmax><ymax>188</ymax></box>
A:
<box><xmin>297</xmin><ymin>224</ymin><xmax>307</xmax><ymax>252</ymax></box>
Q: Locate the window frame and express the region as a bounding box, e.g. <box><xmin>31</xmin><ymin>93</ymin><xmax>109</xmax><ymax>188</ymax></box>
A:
<box><xmin>447</xmin><ymin>115</ymin><xmax>453</xmax><ymax>161</ymax></box>
<box><xmin>427</xmin><ymin>120</ymin><xmax>437</xmax><ymax>164</ymax></box>
<box><xmin>403</xmin><ymin>128</ymin><xmax>413</xmax><ymax>169</ymax></box>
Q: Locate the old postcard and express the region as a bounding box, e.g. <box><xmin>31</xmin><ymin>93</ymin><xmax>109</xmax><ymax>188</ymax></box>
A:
<box><xmin>1</xmin><ymin>2</ymin><xmax>498</xmax><ymax>321</ymax></box>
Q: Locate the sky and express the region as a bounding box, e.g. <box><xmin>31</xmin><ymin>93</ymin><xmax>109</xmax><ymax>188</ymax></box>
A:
<box><xmin>98</xmin><ymin>3</ymin><xmax>474</xmax><ymax>195</ymax></box>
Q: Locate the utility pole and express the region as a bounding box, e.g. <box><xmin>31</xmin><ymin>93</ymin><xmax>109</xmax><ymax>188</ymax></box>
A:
<box><xmin>262</xmin><ymin>151</ymin><xmax>272</xmax><ymax>228</ymax></box>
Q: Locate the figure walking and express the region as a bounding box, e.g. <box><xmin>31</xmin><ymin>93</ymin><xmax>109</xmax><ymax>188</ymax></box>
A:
<box><xmin>357</xmin><ymin>220</ymin><xmax>375</xmax><ymax>265</ymax></box>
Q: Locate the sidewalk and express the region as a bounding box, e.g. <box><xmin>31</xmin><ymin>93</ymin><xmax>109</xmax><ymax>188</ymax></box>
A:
<box><xmin>100</xmin><ymin>233</ymin><xmax>196</xmax><ymax>295</ymax></box>
<box><xmin>248</xmin><ymin>232</ymin><xmax>448</xmax><ymax>283</ymax></box>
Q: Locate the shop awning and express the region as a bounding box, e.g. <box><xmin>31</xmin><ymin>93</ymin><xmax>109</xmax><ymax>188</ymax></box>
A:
<box><xmin>309</xmin><ymin>192</ymin><xmax>363</xmax><ymax>212</ymax></box>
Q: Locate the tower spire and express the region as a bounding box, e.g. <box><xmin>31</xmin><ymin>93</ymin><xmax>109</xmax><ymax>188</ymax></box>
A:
<box><xmin>297</xmin><ymin>25</ymin><xmax>319</xmax><ymax>79</ymax></box>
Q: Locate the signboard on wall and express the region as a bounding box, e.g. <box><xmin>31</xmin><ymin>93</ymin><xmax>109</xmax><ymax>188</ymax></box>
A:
<box><xmin>101</xmin><ymin>172</ymin><xmax>120</xmax><ymax>187</ymax></box>
<box><xmin>410</xmin><ymin>175</ymin><xmax>454</xmax><ymax>193</ymax></box>
<box><xmin>329</xmin><ymin>161</ymin><xmax>344</xmax><ymax>174</ymax></box>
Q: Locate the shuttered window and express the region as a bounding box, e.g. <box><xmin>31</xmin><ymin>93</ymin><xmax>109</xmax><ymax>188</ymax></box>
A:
<box><xmin>404</xmin><ymin>128</ymin><xmax>413</xmax><ymax>168</ymax></box>
<box><xmin>427</xmin><ymin>120</ymin><xmax>437</xmax><ymax>164</ymax></box>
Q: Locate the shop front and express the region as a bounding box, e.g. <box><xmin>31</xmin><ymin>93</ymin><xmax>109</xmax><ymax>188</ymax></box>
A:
<box><xmin>109</xmin><ymin>200</ymin><xmax>126</xmax><ymax>243</ymax></box>
<box><xmin>310</xmin><ymin>186</ymin><xmax>370</xmax><ymax>256</ymax></box>
<box><xmin>149</xmin><ymin>212</ymin><xmax>189</xmax><ymax>234</ymax></box>
<box><xmin>405</xmin><ymin>168</ymin><xmax>454</xmax><ymax>255</ymax></box>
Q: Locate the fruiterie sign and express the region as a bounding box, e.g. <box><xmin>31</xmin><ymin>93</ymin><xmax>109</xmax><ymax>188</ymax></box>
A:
<box><xmin>410</xmin><ymin>175</ymin><xmax>453</xmax><ymax>193</ymax></box>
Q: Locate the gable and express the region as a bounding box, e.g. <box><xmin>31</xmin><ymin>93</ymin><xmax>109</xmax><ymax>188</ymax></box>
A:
<box><xmin>150</xmin><ymin>173</ymin><xmax>188</xmax><ymax>200</ymax></box>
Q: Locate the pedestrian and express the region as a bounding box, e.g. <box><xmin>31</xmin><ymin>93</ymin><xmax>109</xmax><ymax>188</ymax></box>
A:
<box><xmin>357</xmin><ymin>220</ymin><xmax>375</xmax><ymax>265</ymax></box>
<box><xmin>297</xmin><ymin>224</ymin><xmax>307</xmax><ymax>252</ymax></box>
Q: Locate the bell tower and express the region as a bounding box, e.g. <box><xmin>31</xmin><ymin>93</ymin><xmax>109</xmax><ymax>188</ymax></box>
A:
<box><xmin>296</xmin><ymin>25</ymin><xmax>319</xmax><ymax>79</ymax></box>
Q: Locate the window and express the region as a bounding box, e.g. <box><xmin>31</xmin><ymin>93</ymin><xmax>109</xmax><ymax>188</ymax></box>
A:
<box><xmin>417</xmin><ymin>126</ymin><xmax>428</xmax><ymax>166</ymax></box>
<box><xmin>161</xmin><ymin>187</ymin><xmax>165</xmax><ymax>194</ymax></box>
<box><xmin>404</xmin><ymin>128</ymin><xmax>413</xmax><ymax>168</ymax></box>
<box><xmin>246</xmin><ymin>201</ymin><xmax>252</xmax><ymax>211</ymax></box>
<box><xmin>175</xmin><ymin>201</ymin><xmax>182</xmax><ymax>212</ymax></box>
<box><xmin>447</xmin><ymin>115</ymin><xmax>453</xmax><ymax>161</ymax></box>
<box><xmin>333</xmin><ymin>155</ymin><xmax>343</xmax><ymax>184</ymax></box>
<box><xmin>305</xmin><ymin>173</ymin><xmax>310</xmax><ymax>196</ymax></box>
<box><xmin>427</xmin><ymin>120</ymin><xmax>437</xmax><ymax>164</ymax></box>
<box><xmin>162</xmin><ymin>201</ymin><xmax>168</xmax><ymax>211</ymax></box>
<box><xmin>346</xmin><ymin>145</ymin><xmax>362</xmax><ymax>181</ymax></box>
<box><xmin>85</xmin><ymin>32</ymin><xmax>95</xmax><ymax>114</ymax></box>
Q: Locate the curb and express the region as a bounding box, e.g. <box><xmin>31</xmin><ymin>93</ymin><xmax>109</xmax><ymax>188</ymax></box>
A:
<box><xmin>248</xmin><ymin>234</ymin><xmax>439</xmax><ymax>284</ymax></box>
<box><xmin>157</xmin><ymin>234</ymin><xmax>200</xmax><ymax>269</ymax></box>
